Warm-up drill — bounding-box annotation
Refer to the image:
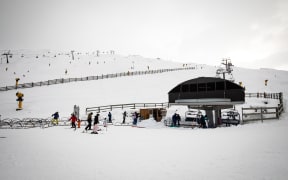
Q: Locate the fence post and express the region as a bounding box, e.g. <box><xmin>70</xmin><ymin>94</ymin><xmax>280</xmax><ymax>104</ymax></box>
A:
<box><xmin>279</xmin><ymin>92</ymin><xmax>283</xmax><ymax>105</ymax></box>
<box><xmin>241</xmin><ymin>108</ymin><xmax>244</xmax><ymax>124</ymax></box>
<box><xmin>260</xmin><ymin>107</ymin><xmax>263</xmax><ymax>123</ymax></box>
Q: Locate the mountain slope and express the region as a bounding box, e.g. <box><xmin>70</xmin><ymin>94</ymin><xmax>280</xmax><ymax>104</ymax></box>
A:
<box><xmin>0</xmin><ymin>50</ymin><xmax>287</xmax><ymax>119</ymax></box>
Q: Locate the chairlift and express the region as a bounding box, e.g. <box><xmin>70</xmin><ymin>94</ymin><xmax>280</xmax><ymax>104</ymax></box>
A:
<box><xmin>221</xmin><ymin>109</ymin><xmax>240</xmax><ymax>125</ymax></box>
<box><xmin>185</xmin><ymin>110</ymin><xmax>202</xmax><ymax>125</ymax></box>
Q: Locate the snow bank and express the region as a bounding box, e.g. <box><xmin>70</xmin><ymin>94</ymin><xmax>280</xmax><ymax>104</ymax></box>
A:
<box><xmin>137</xmin><ymin>118</ymin><xmax>166</xmax><ymax>128</ymax></box>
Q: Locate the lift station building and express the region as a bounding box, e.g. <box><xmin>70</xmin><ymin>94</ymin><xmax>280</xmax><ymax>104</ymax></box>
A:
<box><xmin>168</xmin><ymin>77</ymin><xmax>245</xmax><ymax>127</ymax></box>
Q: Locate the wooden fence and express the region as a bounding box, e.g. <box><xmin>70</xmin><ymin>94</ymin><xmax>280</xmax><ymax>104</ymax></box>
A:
<box><xmin>0</xmin><ymin>67</ymin><xmax>193</xmax><ymax>91</ymax></box>
<box><xmin>86</xmin><ymin>102</ymin><xmax>169</xmax><ymax>113</ymax></box>
<box><xmin>241</xmin><ymin>92</ymin><xmax>284</xmax><ymax>123</ymax></box>
<box><xmin>85</xmin><ymin>92</ymin><xmax>284</xmax><ymax>124</ymax></box>
<box><xmin>245</xmin><ymin>92</ymin><xmax>282</xmax><ymax>100</ymax></box>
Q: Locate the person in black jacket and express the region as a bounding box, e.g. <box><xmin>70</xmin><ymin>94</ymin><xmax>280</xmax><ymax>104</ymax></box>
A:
<box><xmin>85</xmin><ymin>112</ymin><xmax>93</xmax><ymax>131</ymax></box>
<box><xmin>122</xmin><ymin>111</ymin><xmax>127</xmax><ymax>124</ymax></box>
<box><xmin>51</xmin><ymin>111</ymin><xmax>59</xmax><ymax>125</ymax></box>
<box><xmin>172</xmin><ymin>113</ymin><xmax>177</xmax><ymax>127</ymax></box>
<box><xmin>176</xmin><ymin>113</ymin><xmax>181</xmax><ymax>126</ymax></box>
<box><xmin>94</xmin><ymin>113</ymin><xmax>99</xmax><ymax>125</ymax></box>
<box><xmin>200</xmin><ymin>115</ymin><xmax>207</xmax><ymax>128</ymax></box>
<box><xmin>108</xmin><ymin>112</ymin><xmax>112</xmax><ymax>123</ymax></box>
<box><xmin>92</xmin><ymin>113</ymin><xmax>100</xmax><ymax>134</ymax></box>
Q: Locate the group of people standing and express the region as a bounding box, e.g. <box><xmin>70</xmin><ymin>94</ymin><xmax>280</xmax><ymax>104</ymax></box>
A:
<box><xmin>84</xmin><ymin>112</ymin><xmax>100</xmax><ymax>134</ymax></box>
<box><xmin>171</xmin><ymin>112</ymin><xmax>209</xmax><ymax>128</ymax></box>
<box><xmin>172</xmin><ymin>112</ymin><xmax>181</xmax><ymax>127</ymax></box>
<box><xmin>122</xmin><ymin>111</ymin><xmax>139</xmax><ymax>125</ymax></box>
<box><xmin>53</xmin><ymin>110</ymin><xmax>209</xmax><ymax>131</ymax></box>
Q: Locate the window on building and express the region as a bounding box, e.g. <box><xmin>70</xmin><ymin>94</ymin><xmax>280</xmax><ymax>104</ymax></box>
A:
<box><xmin>216</xmin><ymin>82</ymin><xmax>225</xmax><ymax>90</ymax></box>
<box><xmin>207</xmin><ymin>82</ymin><xmax>215</xmax><ymax>91</ymax></box>
<box><xmin>182</xmin><ymin>84</ymin><xmax>189</xmax><ymax>92</ymax></box>
<box><xmin>190</xmin><ymin>84</ymin><xmax>197</xmax><ymax>92</ymax></box>
<box><xmin>198</xmin><ymin>83</ymin><xmax>206</xmax><ymax>91</ymax></box>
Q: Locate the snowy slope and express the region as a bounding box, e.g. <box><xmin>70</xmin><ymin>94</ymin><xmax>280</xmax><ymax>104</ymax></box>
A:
<box><xmin>0</xmin><ymin>50</ymin><xmax>214</xmax><ymax>118</ymax></box>
<box><xmin>1</xmin><ymin>50</ymin><xmax>288</xmax><ymax>180</ymax></box>
<box><xmin>1</xmin><ymin>50</ymin><xmax>287</xmax><ymax>118</ymax></box>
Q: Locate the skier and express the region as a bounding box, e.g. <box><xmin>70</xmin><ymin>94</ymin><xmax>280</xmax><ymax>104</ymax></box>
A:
<box><xmin>51</xmin><ymin>112</ymin><xmax>59</xmax><ymax>125</ymax></box>
<box><xmin>122</xmin><ymin>111</ymin><xmax>127</xmax><ymax>124</ymax></box>
<box><xmin>91</xmin><ymin>113</ymin><xmax>100</xmax><ymax>134</ymax></box>
<box><xmin>84</xmin><ymin>112</ymin><xmax>93</xmax><ymax>131</ymax></box>
<box><xmin>204</xmin><ymin>115</ymin><xmax>209</xmax><ymax>128</ymax></box>
<box><xmin>77</xmin><ymin>119</ymin><xmax>81</xmax><ymax>128</ymax></box>
<box><xmin>69</xmin><ymin>113</ymin><xmax>77</xmax><ymax>129</ymax></box>
<box><xmin>176</xmin><ymin>113</ymin><xmax>181</xmax><ymax>127</ymax></box>
<box><xmin>108</xmin><ymin>112</ymin><xmax>112</xmax><ymax>123</ymax></box>
<box><xmin>172</xmin><ymin>113</ymin><xmax>177</xmax><ymax>127</ymax></box>
<box><xmin>132</xmin><ymin>111</ymin><xmax>138</xmax><ymax>125</ymax></box>
<box><xmin>200</xmin><ymin>115</ymin><xmax>207</xmax><ymax>128</ymax></box>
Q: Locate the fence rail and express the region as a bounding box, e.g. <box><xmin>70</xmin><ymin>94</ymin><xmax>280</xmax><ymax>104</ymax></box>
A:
<box><xmin>86</xmin><ymin>92</ymin><xmax>284</xmax><ymax>124</ymax></box>
<box><xmin>0</xmin><ymin>67</ymin><xmax>194</xmax><ymax>91</ymax></box>
<box><xmin>241</xmin><ymin>92</ymin><xmax>283</xmax><ymax>123</ymax></box>
<box><xmin>242</xmin><ymin>105</ymin><xmax>283</xmax><ymax>123</ymax></box>
<box><xmin>0</xmin><ymin>117</ymin><xmax>88</xmax><ymax>129</ymax></box>
<box><xmin>86</xmin><ymin>102</ymin><xmax>169</xmax><ymax>113</ymax></box>
<box><xmin>245</xmin><ymin>92</ymin><xmax>282</xmax><ymax>100</ymax></box>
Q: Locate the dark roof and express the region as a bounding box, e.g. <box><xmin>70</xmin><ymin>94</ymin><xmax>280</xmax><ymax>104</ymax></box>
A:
<box><xmin>168</xmin><ymin>77</ymin><xmax>245</xmax><ymax>104</ymax></box>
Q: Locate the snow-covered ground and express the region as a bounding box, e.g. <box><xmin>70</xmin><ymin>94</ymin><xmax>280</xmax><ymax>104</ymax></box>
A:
<box><xmin>1</xmin><ymin>50</ymin><xmax>288</xmax><ymax>180</ymax></box>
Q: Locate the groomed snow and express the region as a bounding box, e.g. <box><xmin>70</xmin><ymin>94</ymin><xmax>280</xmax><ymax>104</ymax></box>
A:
<box><xmin>1</xmin><ymin>51</ymin><xmax>288</xmax><ymax>180</ymax></box>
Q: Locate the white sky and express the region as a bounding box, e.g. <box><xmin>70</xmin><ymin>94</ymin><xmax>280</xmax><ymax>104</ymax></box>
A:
<box><xmin>0</xmin><ymin>0</ymin><xmax>288</xmax><ymax>70</ymax></box>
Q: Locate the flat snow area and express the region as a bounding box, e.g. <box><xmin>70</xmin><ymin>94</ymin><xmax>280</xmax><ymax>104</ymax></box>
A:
<box><xmin>1</xmin><ymin>118</ymin><xmax>288</xmax><ymax>180</ymax></box>
<box><xmin>1</xmin><ymin>51</ymin><xmax>288</xmax><ymax>180</ymax></box>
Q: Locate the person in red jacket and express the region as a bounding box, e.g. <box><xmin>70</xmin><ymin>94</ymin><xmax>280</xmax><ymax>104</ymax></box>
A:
<box><xmin>69</xmin><ymin>113</ymin><xmax>77</xmax><ymax>129</ymax></box>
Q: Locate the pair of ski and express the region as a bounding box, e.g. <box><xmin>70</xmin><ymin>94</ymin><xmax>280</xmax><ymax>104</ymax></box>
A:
<box><xmin>82</xmin><ymin>129</ymin><xmax>103</xmax><ymax>134</ymax></box>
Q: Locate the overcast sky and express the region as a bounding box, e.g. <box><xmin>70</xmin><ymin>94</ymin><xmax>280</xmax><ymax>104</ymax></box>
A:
<box><xmin>0</xmin><ymin>0</ymin><xmax>287</xmax><ymax>70</ymax></box>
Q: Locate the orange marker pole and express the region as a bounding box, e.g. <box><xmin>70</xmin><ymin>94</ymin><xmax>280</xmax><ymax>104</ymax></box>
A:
<box><xmin>77</xmin><ymin>119</ymin><xmax>81</xmax><ymax>128</ymax></box>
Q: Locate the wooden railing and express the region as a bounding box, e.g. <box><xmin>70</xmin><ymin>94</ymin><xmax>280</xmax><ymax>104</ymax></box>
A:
<box><xmin>245</xmin><ymin>92</ymin><xmax>282</xmax><ymax>100</ymax></box>
<box><xmin>242</xmin><ymin>92</ymin><xmax>283</xmax><ymax>123</ymax></box>
<box><xmin>86</xmin><ymin>102</ymin><xmax>169</xmax><ymax>113</ymax></box>
<box><xmin>85</xmin><ymin>92</ymin><xmax>284</xmax><ymax>124</ymax></box>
